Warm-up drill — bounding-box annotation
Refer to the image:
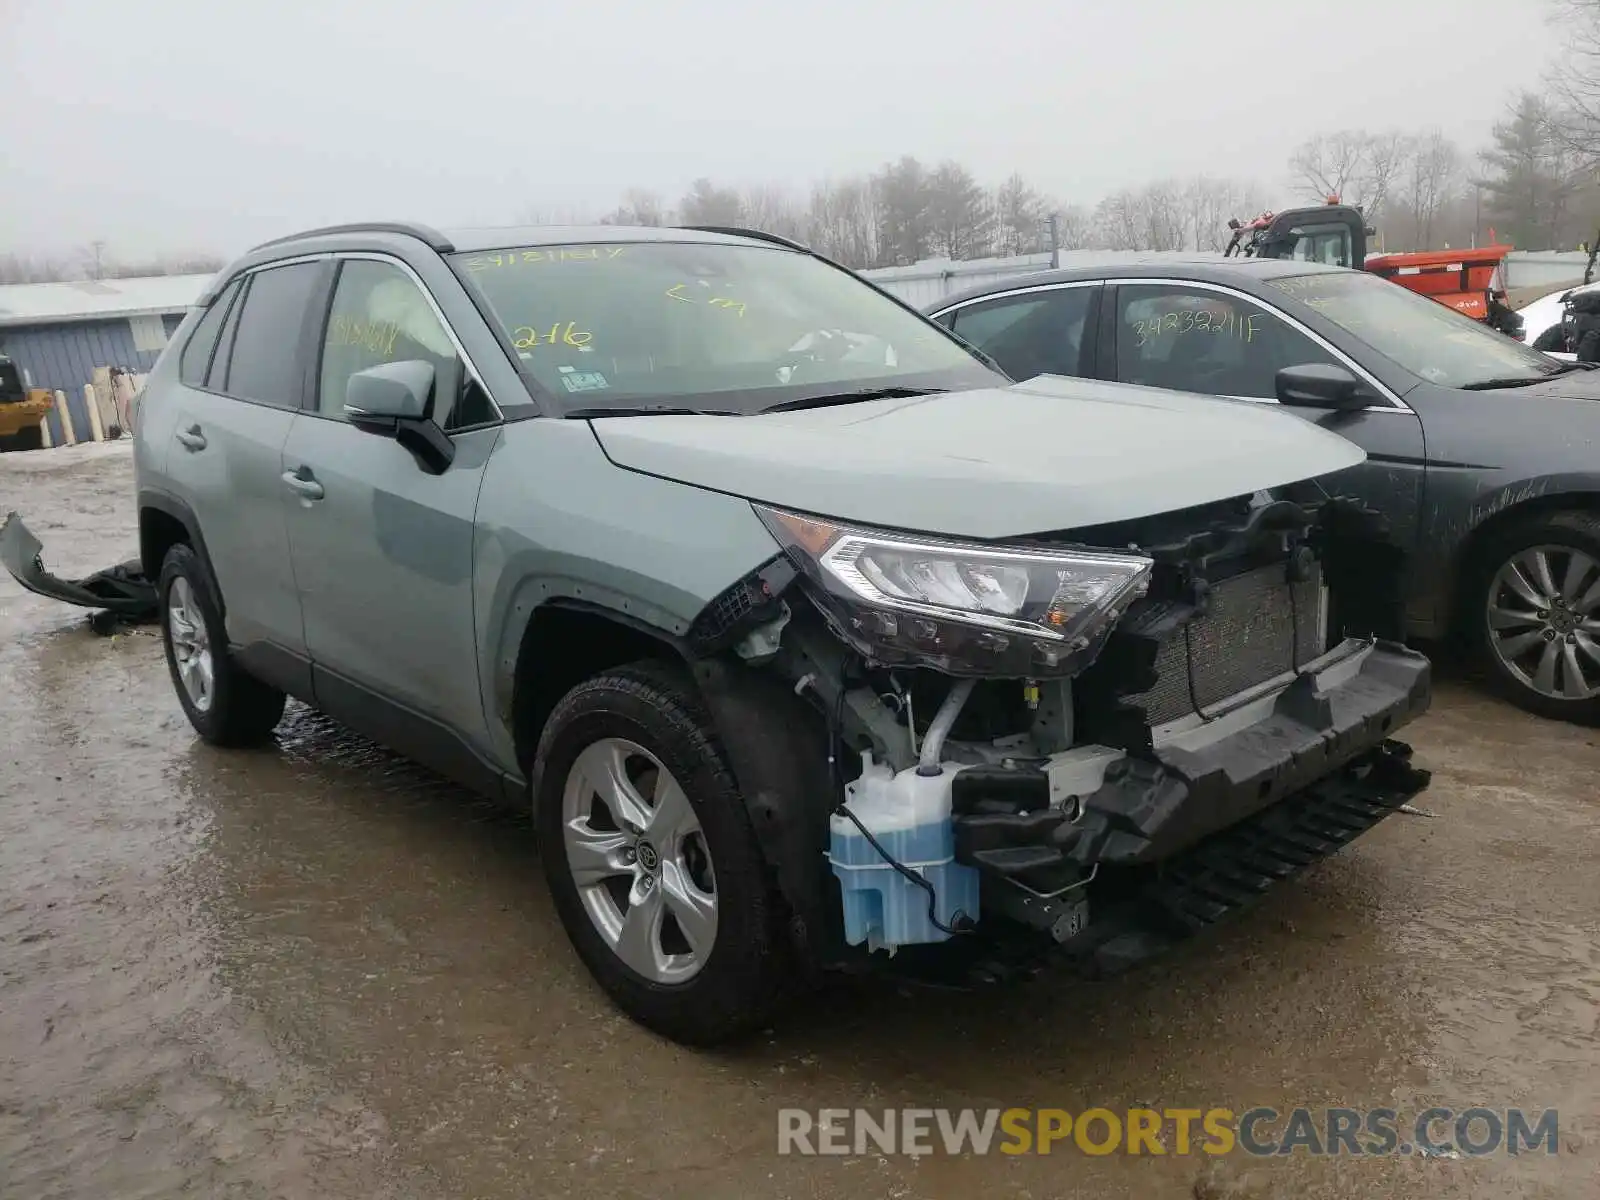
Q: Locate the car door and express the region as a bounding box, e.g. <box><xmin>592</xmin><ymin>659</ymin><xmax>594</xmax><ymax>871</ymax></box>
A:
<box><xmin>163</xmin><ymin>261</ymin><xmax>324</xmax><ymax>681</ymax></box>
<box><xmin>281</xmin><ymin>255</ymin><xmax>502</xmax><ymax>762</ymax></box>
<box><xmin>934</xmin><ymin>283</ymin><xmax>1101</xmax><ymax>381</ymax></box>
<box><xmin>1101</xmin><ymin>279</ymin><xmax>1428</xmax><ymax>555</ymax></box>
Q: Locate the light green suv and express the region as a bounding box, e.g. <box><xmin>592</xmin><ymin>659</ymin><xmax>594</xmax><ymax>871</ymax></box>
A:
<box><xmin>135</xmin><ymin>222</ymin><xmax>1432</xmax><ymax>1044</ymax></box>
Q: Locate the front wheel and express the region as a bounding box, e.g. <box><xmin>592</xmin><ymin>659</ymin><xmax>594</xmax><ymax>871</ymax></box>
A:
<box><xmin>1467</xmin><ymin>512</ymin><xmax>1600</xmax><ymax>725</ymax></box>
<box><xmin>533</xmin><ymin>662</ymin><xmax>791</xmax><ymax>1044</ymax></box>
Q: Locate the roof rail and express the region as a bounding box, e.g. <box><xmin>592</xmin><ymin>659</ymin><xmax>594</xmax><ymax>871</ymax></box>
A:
<box><xmin>677</xmin><ymin>225</ymin><xmax>809</xmax><ymax>252</ymax></box>
<box><xmin>249</xmin><ymin>221</ymin><xmax>455</xmax><ymax>253</ymax></box>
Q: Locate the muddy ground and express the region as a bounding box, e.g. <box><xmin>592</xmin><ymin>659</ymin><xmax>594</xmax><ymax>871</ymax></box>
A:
<box><xmin>2</xmin><ymin>443</ymin><xmax>1597</xmax><ymax>1200</ymax></box>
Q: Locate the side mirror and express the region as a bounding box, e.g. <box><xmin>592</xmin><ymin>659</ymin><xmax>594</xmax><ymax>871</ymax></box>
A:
<box><xmin>345</xmin><ymin>361</ymin><xmax>434</xmax><ymax>428</ymax></box>
<box><xmin>343</xmin><ymin>360</ymin><xmax>455</xmax><ymax>475</ymax></box>
<box><xmin>1275</xmin><ymin>363</ymin><xmax>1373</xmax><ymax>411</ymax></box>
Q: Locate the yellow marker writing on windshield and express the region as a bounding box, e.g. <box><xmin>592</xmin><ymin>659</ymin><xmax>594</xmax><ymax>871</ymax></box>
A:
<box><xmin>512</xmin><ymin>322</ymin><xmax>592</xmax><ymax>349</ymax></box>
<box><xmin>664</xmin><ymin>283</ymin><xmax>746</xmax><ymax>316</ymax></box>
<box><xmin>464</xmin><ymin>248</ymin><xmax>627</xmax><ymax>271</ymax></box>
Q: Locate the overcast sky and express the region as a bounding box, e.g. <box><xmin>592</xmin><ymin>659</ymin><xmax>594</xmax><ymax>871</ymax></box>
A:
<box><xmin>3</xmin><ymin>0</ymin><xmax>1566</xmax><ymax>260</ymax></box>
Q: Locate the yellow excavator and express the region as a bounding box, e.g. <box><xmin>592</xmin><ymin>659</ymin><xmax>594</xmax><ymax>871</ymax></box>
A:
<box><xmin>0</xmin><ymin>354</ymin><xmax>53</xmax><ymax>450</ymax></box>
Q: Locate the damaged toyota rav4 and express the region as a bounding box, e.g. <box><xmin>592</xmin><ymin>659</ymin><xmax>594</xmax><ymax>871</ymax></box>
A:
<box><xmin>135</xmin><ymin>223</ymin><xmax>1431</xmax><ymax>1045</ymax></box>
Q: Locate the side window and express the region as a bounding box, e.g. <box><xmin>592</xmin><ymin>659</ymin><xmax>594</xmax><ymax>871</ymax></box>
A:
<box><xmin>207</xmin><ymin>276</ymin><xmax>248</xmax><ymax>391</ymax></box>
<box><xmin>224</xmin><ymin>262</ymin><xmax>323</xmax><ymax>408</ymax></box>
<box><xmin>318</xmin><ymin>260</ymin><xmax>493</xmax><ymax>430</ymax></box>
<box><xmin>1113</xmin><ymin>284</ymin><xmax>1340</xmax><ymax>400</ymax></box>
<box><xmin>1286</xmin><ymin>223</ymin><xmax>1354</xmax><ymax>267</ymax></box>
<box><xmin>178</xmin><ymin>279</ymin><xmax>240</xmax><ymax>387</ymax></box>
<box><xmin>947</xmin><ymin>287</ymin><xmax>1093</xmax><ymax>381</ymax></box>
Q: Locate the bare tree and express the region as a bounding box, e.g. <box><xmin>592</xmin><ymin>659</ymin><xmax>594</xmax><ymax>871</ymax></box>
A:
<box><xmin>1092</xmin><ymin>189</ymin><xmax>1147</xmax><ymax>250</ymax></box>
<box><xmin>741</xmin><ymin>185</ymin><xmax>805</xmax><ymax>242</ymax></box>
<box><xmin>515</xmin><ymin>203</ymin><xmax>599</xmax><ymax>225</ymax></box>
<box><xmin>1402</xmin><ymin>130</ymin><xmax>1462</xmax><ymax>248</ymax></box>
<box><xmin>1179</xmin><ymin>176</ymin><xmax>1263</xmax><ymax>251</ymax></box>
<box><xmin>804</xmin><ymin>178</ymin><xmax>878</xmax><ymax>268</ymax></box>
<box><xmin>1361</xmin><ymin>131</ymin><xmax>1410</xmax><ymax>227</ymax></box>
<box><xmin>1140</xmin><ymin>180</ymin><xmax>1187</xmax><ymax>251</ymax></box>
<box><xmin>1052</xmin><ymin>204</ymin><xmax>1092</xmax><ymax>252</ymax></box>
<box><xmin>108</xmin><ymin>252</ymin><xmax>226</xmax><ymax>278</ymax></box>
<box><xmin>679</xmin><ymin>178</ymin><xmax>744</xmax><ymax>226</ymax></box>
<box><xmin>0</xmin><ymin>253</ymin><xmax>78</xmax><ymax>283</ymax></box>
<box><xmin>601</xmin><ymin>189</ymin><xmax>669</xmax><ymax>227</ymax></box>
<box><xmin>1290</xmin><ymin>131</ymin><xmax>1370</xmax><ymax>202</ymax></box>
<box><xmin>0</xmin><ymin>245</ymin><xmax>224</xmax><ymax>283</ymax></box>
<box><xmin>1549</xmin><ymin>0</ymin><xmax>1600</xmax><ymax>166</ymax></box>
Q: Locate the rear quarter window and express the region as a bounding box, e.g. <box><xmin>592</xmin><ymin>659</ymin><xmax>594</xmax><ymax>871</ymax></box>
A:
<box><xmin>178</xmin><ymin>279</ymin><xmax>241</xmax><ymax>387</ymax></box>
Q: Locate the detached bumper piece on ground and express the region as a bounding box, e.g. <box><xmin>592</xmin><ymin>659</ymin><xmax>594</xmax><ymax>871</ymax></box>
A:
<box><xmin>0</xmin><ymin>513</ymin><xmax>158</xmax><ymax>630</ymax></box>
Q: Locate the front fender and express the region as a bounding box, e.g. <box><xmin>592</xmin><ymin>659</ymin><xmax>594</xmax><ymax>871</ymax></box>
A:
<box><xmin>1419</xmin><ymin>472</ymin><xmax>1600</xmax><ymax>633</ymax></box>
<box><xmin>472</xmin><ymin>419</ymin><xmax>782</xmax><ymax>769</ymax></box>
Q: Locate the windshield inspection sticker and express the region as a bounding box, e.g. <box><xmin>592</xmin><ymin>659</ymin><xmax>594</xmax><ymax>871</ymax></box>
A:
<box><xmin>558</xmin><ymin>367</ymin><xmax>610</xmax><ymax>393</ymax></box>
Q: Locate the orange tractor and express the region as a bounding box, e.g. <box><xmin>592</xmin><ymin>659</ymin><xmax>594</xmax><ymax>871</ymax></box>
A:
<box><xmin>1225</xmin><ymin>199</ymin><xmax>1523</xmax><ymax>338</ymax></box>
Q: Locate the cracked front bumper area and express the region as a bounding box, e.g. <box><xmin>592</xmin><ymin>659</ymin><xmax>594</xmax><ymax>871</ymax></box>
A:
<box><xmin>948</xmin><ymin>638</ymin><xmax>1431</xmax><ymax>956</ymax></box>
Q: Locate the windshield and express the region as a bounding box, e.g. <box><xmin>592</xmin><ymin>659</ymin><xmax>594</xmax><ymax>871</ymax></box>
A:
<box><xmin>451</xmin><ymin>240</ymin><xmax>1000</xmax><ymax>413</ymax></box>
<box><xmin>1266</xmin><ymin>269</ymin><xmax>1564</xmax><ymax>389</ymax></box>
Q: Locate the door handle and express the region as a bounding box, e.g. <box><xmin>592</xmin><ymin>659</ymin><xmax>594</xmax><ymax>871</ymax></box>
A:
<box><xmin>175</xmin><ymin>425</ymin><xmax>207</xmax><ymax>451</ymax></box>
<box><xmin>281</xmin><ymin>468</ymin><xmax>325</xmax><ymax>501</ymax></box>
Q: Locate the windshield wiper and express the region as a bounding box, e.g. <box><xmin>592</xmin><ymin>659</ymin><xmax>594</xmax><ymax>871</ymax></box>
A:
<box><xmin>1460</xmin><ymin>361</ymin><xmax>1592</xmax><ymax>391</ymax></box>
<box><xmin>1459</xmin><ymin>375</ymin><xmax>1559</xmax><ymax>391</ymax></box>
<box><xmin>567</xmin><ymin>404</ymin><xmax>739</xmax><ymax>418</ymax></box>
<box><xmin>760</xmin><ymin>386</ymin><xmax>946</xmax><ymax>414</ymax></box>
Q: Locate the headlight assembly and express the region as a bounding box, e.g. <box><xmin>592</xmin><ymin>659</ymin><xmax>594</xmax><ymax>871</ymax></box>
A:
<box><xmin>755</xmin><ymin>505</ymin><xmax>1153</xmax><ymax>676</ymax></box>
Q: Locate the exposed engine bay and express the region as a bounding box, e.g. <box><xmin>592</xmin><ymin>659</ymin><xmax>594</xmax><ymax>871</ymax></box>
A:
<box><xmin>689</xmin><ymin>486</ymin><xmax>1432</xmax><ymax>982</ymax></box>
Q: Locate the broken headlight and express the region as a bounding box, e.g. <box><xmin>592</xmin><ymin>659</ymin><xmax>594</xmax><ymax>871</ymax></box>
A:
<box><xmin>755</xmin><ymin>505</ymin><xmax>1153</xmax><ymax>677</ymax></box>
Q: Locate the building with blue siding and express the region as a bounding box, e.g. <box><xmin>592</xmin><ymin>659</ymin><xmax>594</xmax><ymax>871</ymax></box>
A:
<box><xmin>0</xmin><ymin>273</ymin><xmax>213</xmax><ymax>443</ymax></box>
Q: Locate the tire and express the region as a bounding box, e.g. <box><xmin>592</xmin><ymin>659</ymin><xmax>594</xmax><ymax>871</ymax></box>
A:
<box><xmin>532</xmin><ymin>661</ymin><xmax>792</xmax><ymax>1044</ymax></box>
<box><xmin>1531</xmin><ymin>325</ymin><xmax>1569</xmax><ymax>354</ymax></box>
<box><xmin>1</xmin><ymin>425</ymin><xmax>45</xmax><ymax>452</ymax></box>
<box><xmin>1464</xmin><ymin>511</ymin><xmax>1600</xmax><ymax>725</ymax></box>
<box><xmin>158</xmin><ymin>543</ymin><xmax>287</xmax><ymax>746</ymax></box>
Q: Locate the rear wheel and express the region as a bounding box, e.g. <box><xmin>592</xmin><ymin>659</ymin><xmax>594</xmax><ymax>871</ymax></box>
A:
<box><xmin>533</xmin><ymin>662</ymin><xmax>791</xmax><ymax>1044</ymax></box>
<box><xmin>1467</xmin><ymin>512</ymin><xmax>1600</xmax><ymax>725</ymax></box>
<box><xmin>159</xmin><ymin>544</ymin><xmax>286</xmax><ymax>746</ymax></box>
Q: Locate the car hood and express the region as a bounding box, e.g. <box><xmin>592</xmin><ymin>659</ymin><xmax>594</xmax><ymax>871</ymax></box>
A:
<box><xmin>589</xmin><ymin>376</ymin><xmax>1365</xmax><ymax>540</ymax></box>
<box><xmin>1514</xmin><ymin>366</ymin><xmax>1600</xmax><ymax>402</ymax></box>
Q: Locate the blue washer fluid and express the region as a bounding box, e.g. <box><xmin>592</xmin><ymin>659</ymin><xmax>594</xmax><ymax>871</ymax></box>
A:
<box><xmin>828</xmin><ymin>754</ymin><xmax>981</xmax><ymax>951</ymax></box>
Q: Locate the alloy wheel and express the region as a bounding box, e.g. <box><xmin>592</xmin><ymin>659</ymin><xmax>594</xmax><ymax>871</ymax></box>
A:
<box><xmin>1486</xmin><ymin>545</ymin><xmax>1600</xmax><ymax>701</ymax></box>
<box><xmin>560</xmin><ymin>737</ymin><xmax>718</xmax><ymax>984</ymax></box>
<box><xmin>167</xmin><ymin>576</ymin><xmax>215</xmax><ymax>712</ymax></box>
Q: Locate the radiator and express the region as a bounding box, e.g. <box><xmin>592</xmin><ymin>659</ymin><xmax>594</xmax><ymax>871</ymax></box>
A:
<box><xmin>1128</xmin><ymin>562</ymin><xmax>1327</xmax><ymax>725</ymax></box>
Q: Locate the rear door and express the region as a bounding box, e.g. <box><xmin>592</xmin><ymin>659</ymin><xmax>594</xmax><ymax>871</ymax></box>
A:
<box><xmin>932</xmin><ymin>283</ymin><xmax>1101</xmax><ymax>381</ymax></box>
<box><xmin>1100</xmin><ymin>279</ymin><xmax>1428</xmax><ymax>553</ymax></box>
<box><xmin>163</xmin><ymin>260</ymin><xmax>325</xmax><ymax>677</ymax></box>
<box><xmin>281</xmin><ymin>255</ymin><xmax>500</xmax><ymax>752</ymax></box>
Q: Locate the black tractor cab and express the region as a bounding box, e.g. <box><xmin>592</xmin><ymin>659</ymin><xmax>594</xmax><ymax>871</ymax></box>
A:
<box><xmin>1225</xmin><ymin>201</ymin><xmax>1373</xmax><ymax>267</ymax></box>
